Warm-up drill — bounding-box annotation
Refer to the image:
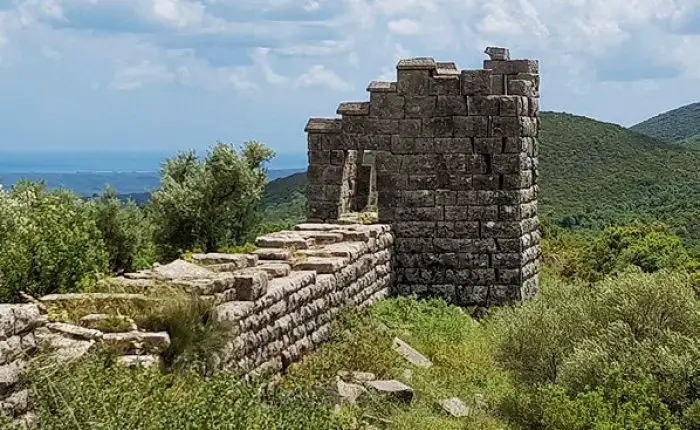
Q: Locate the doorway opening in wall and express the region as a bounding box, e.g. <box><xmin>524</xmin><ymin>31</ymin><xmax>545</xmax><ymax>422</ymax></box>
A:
<box><xmin>338</xmin><ymin>150</ymin><xmax>379</xmax><ymax>225</ymax></box>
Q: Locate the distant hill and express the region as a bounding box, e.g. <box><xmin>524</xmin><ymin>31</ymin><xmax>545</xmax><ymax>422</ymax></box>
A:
<box><xmin>260</xmin><ymin>112</ymin><xmax>700</xmax><ymax>254</ymax></box>
<box><xmin>678</xmin><ymin>134</ymin><xmax>700</xmax><ymax>149</ymax></box>
<box><xmin>630</xmin><ymin>102</ymin><xmax>700</xmax><ymax>142</ymax></box>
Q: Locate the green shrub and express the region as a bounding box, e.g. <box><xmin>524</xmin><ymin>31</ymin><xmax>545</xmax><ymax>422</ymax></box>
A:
<box><xmin>491</xmin><ymin>269</ymin><xmax>700</xmax><ymax>428</ymax></box>
<box><xmin>89</xmin><ymin>187</ymin><xmax>156</xmax><ymax>273</ymax></box>
<box><xmin>582</xmin><ymin>222</ymin><xmax>689</xmax><ymax>281</ymax></box>
<box><xmin>0</xmin><ymin>182</ymin><xmax>108</xmax><ymax>301</ymax></box>
<box><xmin>149</xmin><ymin>141</ymin><xmax>274</xmax><ymax>260</ymax></box>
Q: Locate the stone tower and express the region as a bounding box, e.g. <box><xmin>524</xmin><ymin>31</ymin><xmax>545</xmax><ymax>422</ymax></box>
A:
<box><xmin>305</xmin><ymin>47</ymin><xmax>540</xmax><ymax>307</ymax></box>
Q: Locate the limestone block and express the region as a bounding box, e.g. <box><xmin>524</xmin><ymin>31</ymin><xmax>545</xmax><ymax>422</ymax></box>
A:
<box><xmin>392</xmin><ymin>338</ymin><xmax>432</xmax><ymax>368</ymax></box>
<box><xmin>0</xmin><ymin>359</ymin><xmax>26</xmax><ymax>394</ymax></box>
<box><xmin>46</xmin><ymin>322</ymin><xmax>103</xmax><ymax>341</ymax></box>
<box><xmin>256</xmin><ymin>231</ymin><xmax>315</xmax><ymax>250</ymax></box>
<box><xmin>252</xmin><ymin>248</ymin><xmax>293</xmax><ymax>261</ymax></box>
<box><xmin>305</xmin><ymin>118</ymin><xmax>342</xmax><ymax>134</ymax></box>
<box><xmin>234</xmin><ymin>270</ymin><xmax>269</xmax><ymax>301</ymax></box>
<box><xmin>0</xmin><ymin>305</ymin><xmax>41</xmax><ymax>341</ymax></box>
<box><xmin>484</xmin><ymin>59</ymin><xmax>538</xmax><ymax>75</ymax></box>
<box><xmin>337</xmin><ymin>101</ymin><xmax>369</xmax><ymax>116</ymax></box>
<box><xmin>296</xmin><ymin>230</ymin><xmax>344</xmax><ymax>245</ymax></box>
<box><xmin>1</xmin><ymin>388</ymin><xmax>30</xmax><ymax>416</ymax></box>
<box><xmin>485</xmin><ymin>46</ymin><xmax>510</xmax><ymax>60</ymax></box>
<box><xmin>434</xmin><ymin>75</ymin><xmax>461</xmax><ymax>95</ymax></box>
<box><xmin>454</xmin><ymin>115</ymin><xmax>488</xmax><ymax>138</ymax></box>
<box><xmin>152</xmin><ymin>259</ymin><xmax>216</xmax><ymax>280</ymax></box>
<box><xmin>440</xmin><ymin>397</ymin><xmax>470</xmax><ymax>418</ymax></box>
<box><xmin>460</xmin><ymin>70</ymin><xmax>492</xmax><ymax>96</ymax></box>
<box><xmin>256</xmin><ymin>262</ymin><xmax>291</xmax><ymax>279</ymax></box>
<box><xmin>423</xmin><ymin>116</ymin><xmax>454</xmax><ymax>137</ymax></box>
<box><xmin>34</xmin><ymin>327</ymin><xmax>94</xmax><ymax>364</ymax></box>
<box><xmin>98</xmin><ymin>277</ymin><xmax>156</xmax><ymax>293</ymax></box>
<box><xmin>191</xmin><ymin>253</ymin><xmax>257</xmax><ymax>268</ymax></box>
<box><xmin>369</xmin><ymin>92</ymin><xmax>405</xmax><ymax>119</ymax></box>
<box><xmin>364</xmin><ymin>380</ymin><xmax>414</xmax><ymax>404</ymax></box>
<box><xmin>508</xmin><ymin>79</ymin><xmax>538</xmax><ymax>97</ymax></box>
<box><xmin>295</xmin><ymin>257</ymin><xmax>348</xmax><ymax>274</ymax></box>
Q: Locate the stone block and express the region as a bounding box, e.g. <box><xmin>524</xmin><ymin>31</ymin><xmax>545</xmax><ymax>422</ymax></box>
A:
<box><xmin>305</xmin><ymin>118</ymin><xmax>342</xmax><ymax>134</ymax></box>
<box><xmin>423</xmin><ymin>117</ymin><xmax>454</xmax><ymax>137</ymax></box>
<box><xmin>436</xmin><ymin>96</ymin><xmax>467</xmax><ymax>116</ymax></box>
<box><xmin>337</xmin><ymin>102</ymin><xmax>369</xmax><ymax>116</ymax></box>
<box><xmin>364</xmin><ymin>380</ymin><xmax>414</xmax><ymax>404</ymax></box>
<box><xmin>399</xmin><ymin>119</ymin><xmax>423</xmax><ymax>137</ymax></box>
<box><xmin>483</xmin><ymin>59</ymin><xmax>538</xmax><ymax>75</ymax></box>
<box><xmin>454</xmin><ymin>116</ymin><xmax>488</xmax><ymax>138</ymax></box>
<box><xmin>405</xmin><ymin>96</ymin><xmax>437</xmax><ymax>118</ymax></box>
<box><xmin>434</xmin><ymin>75</ymin><xmax>461</xmax><ymax>95</ymax></box>
<box><xmin>491</xmin><ymin>116</ymin><xmax>520</xmax><ymax>137</ymax></box>
<box><xmin>467</xmin><ymin>96</ymin><xmax>499</xmax><ymax>116</ymax></box>
<box><xmin>392</xmin><ymin>338</ymin><xmax>432</xmax><ymax>368</ymax></box>
<box><xmin>397</xmin><ymin>69</ymin><xmax>435</xmax><ymax>96</ymax></box>
<box><xmin>234</xmin><ymin>271</ymin><xmax>269</xmax><ymax>301</ymax></box>
<box><xmin>369</xmin><ymin>93</ymin><xmax>405</xmax><ymax>118</ymax></box>
<box><xmin>434</xmin><ymin>137</ymin><xmax>472</xmax><ymax>154</ymax></box>
<box><xmin>191</xmin><ymin>253</ymin><xmax>257</xmax><ymax>269</ymax></box>
<box><xmin>460</xmin><ymin>70</ymin><xmax>492</xmax><ymax>96</ymax></box>
<box><xmin>392</xmin><ymin>137</ymin><xmax>433</xmax><ymax>154</ymax></box>
<box><xmin>367</xmin><ymin>81</ymin><xmax>397</xmax><ymax>93</ymax></box>
<box><xmin>508</xmin><ymin>79</ymin><xmax>538</xmax><ymax>97</ymax></box>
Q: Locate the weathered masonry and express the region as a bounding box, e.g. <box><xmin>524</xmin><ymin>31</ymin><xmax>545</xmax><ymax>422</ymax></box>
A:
<box><xmin>305</xmin><ymin>47</ymin><xmax>541</xmax><ymax>307</ymax></box>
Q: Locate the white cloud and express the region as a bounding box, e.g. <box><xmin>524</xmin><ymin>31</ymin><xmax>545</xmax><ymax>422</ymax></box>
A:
<box><xmin>295</xmin><ymin>64</ymin><xmax>351</xmax><ymax>91</ymax></box>
<box><xmin>250</xmin><ymin>47</ymin><xmax>287</xmax><ymax>84</ymax></box>
<box><xmin>387</xmin><ymin>19</ymin><xmax>421</xmax><ymax>35</ymax></box>
<box><xmin>109</xmin><ymin>60</ymin><xmax>176</xmax><ymax>90</ymax></box>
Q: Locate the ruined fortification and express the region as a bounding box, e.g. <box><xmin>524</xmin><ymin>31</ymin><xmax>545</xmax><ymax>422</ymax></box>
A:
<box><xmin>0</xmin><ymin>47</ymin><xmax>540</xmax><ymax>425</ymax></box>
<box><xmin>305</xmin><ymin>47</ymin><xmax>540</xmax><ymax>307</ymax></box>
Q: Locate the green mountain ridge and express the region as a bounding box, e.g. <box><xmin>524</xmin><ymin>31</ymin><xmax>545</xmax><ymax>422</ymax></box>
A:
<box><xmin>630</xmin><ymin>101</ymin><xmax>700</xmax><ymax>141</ymax></box>
<box><xmin>261</xmin><ymin>111</ymin><xmax>700</xmax><ymax>254</ymax></box>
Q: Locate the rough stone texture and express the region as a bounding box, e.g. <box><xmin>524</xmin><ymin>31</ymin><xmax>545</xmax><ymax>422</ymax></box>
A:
<box><xmin>215</xmin><ymin>223</ymin><xmax>393</xmax><ymax>376</ymax></box>
<box><xmin>305</xmin><ymin>47</ymin><xmax>541</xmax><ymax>308</ymax></box>
<box><xmin>440</xmin><ymin>397</ymin><xmax>470</xmax><ymax>417</ymax></box>
<box><xmin>0</xmin><ymin>305</ymin><xmax>41</xmax><ymax>422</ymax></box>
<box><xmin>364</xmin><ymin>380</ymin><xmax>414</xmax><ymax>404</ymax></box>
<box><xmin>392</xmin><ymin>337</ymin><xmax>433</xmax><ymax>368</ymax></box>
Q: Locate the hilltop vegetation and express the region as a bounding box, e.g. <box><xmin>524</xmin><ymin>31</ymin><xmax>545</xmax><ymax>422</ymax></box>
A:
<box><xmin>630</xmin><ymin>101</ymin><xmax>700</xmax><ymax>141</ymax></box>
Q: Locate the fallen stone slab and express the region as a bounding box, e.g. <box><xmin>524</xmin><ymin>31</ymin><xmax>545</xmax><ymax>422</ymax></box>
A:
<box><xmin>392</xmin><ymin>337</ymin><xmax>432</xmax><ymax>368</ymax></box>
<box><xmin>169</xmin><ymin>272</ymin><xmax>236</xmax><ymax>295</ymax></box>
<box><xmin>102</xmin><ymin>331</ymin><xmax>171</xmax><ymax>355</ymax></box>
<box><xmin>152</xmin><ymin>259</ymin><xmax>217</xmax><ymax>280</ymax></box>
<box><xmin>337</xmin><ymin>370</ymin><xmax>376</xmax><ymax>384</ymax></box>
<box><xmin>365</xmin><ymin>380</ymin><xmax>414</xmax><ymax>404</ymax></box>
<box><xmin>336</xmin><ymin>379</ymin><xmax>366</xmax><ymax>405</ymax></box>
<box><xmin>440</xmin><ymin>397</ymin><xmax>470</xmax><ymax>418</ymax></box>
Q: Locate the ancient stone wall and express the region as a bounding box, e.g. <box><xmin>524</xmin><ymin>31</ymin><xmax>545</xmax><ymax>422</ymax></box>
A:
<box><xmin>0</xmin><ymin>304</ymin><xmax>43</xmax><ymax>427</ymax></box>
<box><xmin>216</xmin><ymin>223</ymin><xmax>393</xmax><ymax>375</ymax></box>
<box><xmin>306</xmin><ymin>47</ymin><xmax>540</xmax><ymax>307</ymax></box>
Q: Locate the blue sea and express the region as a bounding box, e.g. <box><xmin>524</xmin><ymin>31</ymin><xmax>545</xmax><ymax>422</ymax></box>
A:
<box><xmin>0</xmin><ymin>151</ymin><xmax>306</xmax><ymax>196</ymax></box>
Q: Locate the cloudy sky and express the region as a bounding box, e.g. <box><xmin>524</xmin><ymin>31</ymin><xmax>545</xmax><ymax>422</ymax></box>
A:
<box><xmin>1</xmin><ymin>0</ymin><xmax>699</xmax><ymax>161</ymax></box>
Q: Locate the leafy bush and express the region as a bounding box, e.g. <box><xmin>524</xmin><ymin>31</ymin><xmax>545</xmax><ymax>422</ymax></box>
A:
<box><xmin>543</xmin><ymin>222</ymin><xmax>691</xmax><ymax>283</ymax></box>
<box><xmin>89</xmin><ymin>187</ymin><xmax>156</xmax><ymax>273</ymax></box>
<box><xmin>491</xmin><ymin>269</ymin><xmax>700</xmax><ymax>428</ymax></box>
<box><xmin>149</xmin><ymin>141</ymin><xmax>274</xmax><ymax>260</ymax></box>
<box><xmin>0</xmin><ymin>182</ymin><xmax>108</xmax><ymax>301</ymax></box>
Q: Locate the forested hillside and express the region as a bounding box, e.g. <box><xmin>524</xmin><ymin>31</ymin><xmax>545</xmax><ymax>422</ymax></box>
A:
<box><xmin>630</xmin><ymin>101</ymin><xmax>700</xmax><ymax>142</ymax></box>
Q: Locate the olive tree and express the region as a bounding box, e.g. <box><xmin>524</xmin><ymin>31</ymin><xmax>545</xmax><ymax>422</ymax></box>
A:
<box><xmin>149</xmin><ymin>141</ymin><xmax>274</xmax><ymax>259</ymax></box>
